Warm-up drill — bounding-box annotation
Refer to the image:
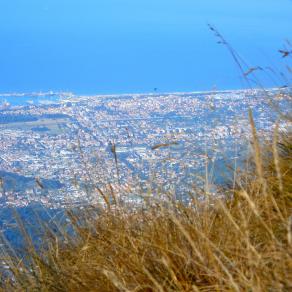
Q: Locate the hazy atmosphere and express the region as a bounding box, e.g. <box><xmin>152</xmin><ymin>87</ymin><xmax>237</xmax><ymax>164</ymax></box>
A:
<box><xmin>0</xmin><ymin>1</ymin><xmax>291</xmax><ymax>290</ymax></box>
<box><xmin>1</xmin><ymin>0</ymin><xmax>291</xmax><ymax>93</ymax></box>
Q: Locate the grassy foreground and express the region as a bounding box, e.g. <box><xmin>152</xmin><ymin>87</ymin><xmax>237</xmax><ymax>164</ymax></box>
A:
<box><xmin>2</xmin><ymin>117</ymin><xmax>292</xmax><ymax>291</ymax></box>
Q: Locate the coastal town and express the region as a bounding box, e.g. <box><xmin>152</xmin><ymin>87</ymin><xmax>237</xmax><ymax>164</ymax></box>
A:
<box><xmin>0</xmin><ymin>88</ymin><xmax>289</xmax><ymax>208</ymax></box>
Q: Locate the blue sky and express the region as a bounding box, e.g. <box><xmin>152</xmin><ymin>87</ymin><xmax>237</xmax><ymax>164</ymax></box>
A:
<box><xmin>0</xmin><ymin>0</ymin><xmax>291</xmax><ymax>94</ymax></box>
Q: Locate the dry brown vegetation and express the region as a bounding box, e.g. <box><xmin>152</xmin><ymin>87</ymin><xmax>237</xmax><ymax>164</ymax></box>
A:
<box><xmin>1</xmin><ymin>113</ymin><xmax>291</xmax><ymax>292</ymax></box>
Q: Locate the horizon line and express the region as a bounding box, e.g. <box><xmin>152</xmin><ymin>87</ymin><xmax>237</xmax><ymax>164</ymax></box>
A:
<box><xmin>0</xmin><ymin>86</ymin><xmax>288</xmax><ymax>99</ymax></box>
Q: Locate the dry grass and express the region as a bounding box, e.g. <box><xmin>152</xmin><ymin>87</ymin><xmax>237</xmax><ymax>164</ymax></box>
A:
<box><xmin>1</xmin><ymin>121</ymin><xmax>292</xmax><ymax>292</ymax></box>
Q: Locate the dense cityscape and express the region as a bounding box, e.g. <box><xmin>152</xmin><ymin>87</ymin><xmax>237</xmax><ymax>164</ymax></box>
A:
<box><xmin>0</xmin><ymin>88</ymin><xmax>289</xmax><ymax>208</ymax></box>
